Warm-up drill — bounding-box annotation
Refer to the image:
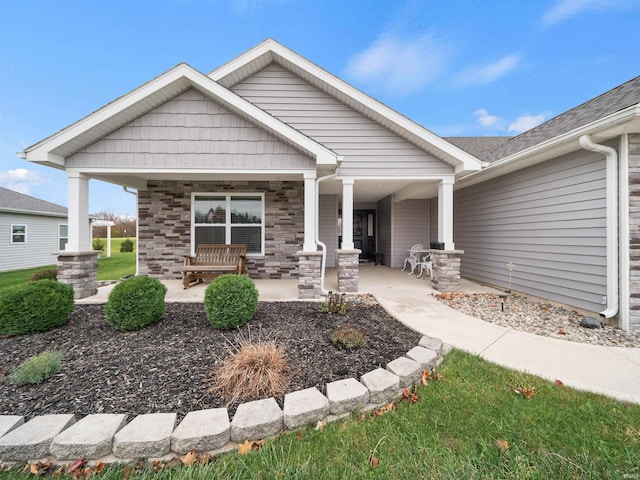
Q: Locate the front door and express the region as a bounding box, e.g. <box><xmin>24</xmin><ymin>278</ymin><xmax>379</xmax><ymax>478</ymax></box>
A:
<box><xmin>353</xmin><ymin>210</ymin><xmax>375</xmax><ymax>260</ymax></box>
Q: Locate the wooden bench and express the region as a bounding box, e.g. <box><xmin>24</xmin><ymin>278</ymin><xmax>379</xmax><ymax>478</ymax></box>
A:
<box><xmin>181</xmin><ymin>244</ymin><xmax>247</xmax><ymax>289</ymax></box>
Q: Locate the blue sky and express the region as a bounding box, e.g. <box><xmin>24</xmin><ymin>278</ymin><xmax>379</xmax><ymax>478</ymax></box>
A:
<box><xmin>2</xmin><ymin>0</ymin><xmax>640</xmax><ymax>216</ymax></box>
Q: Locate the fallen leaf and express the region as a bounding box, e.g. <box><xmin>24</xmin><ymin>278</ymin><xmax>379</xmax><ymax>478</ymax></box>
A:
<box><xmin>401</xmin><ymin>388</ymin><xmax>419</xmax><ymax>403</ymax></box>
<box><xmin>555</xmin><ymin>379</ymin><xmax>564</xmax><ymax>387</ymax></box>
<box><xmin>315</xmin><ymin>419</ymin><xmax>327</xmax><ymax>431</ymax></box>
<box><xmin>151</xmin><ymin>460</ymin><xmax>165</xmax><ymax>471</ymax></box>
<box><xmin>558</xmin><ymin>328</ymin><xmax>567</xmax><ymax>335</ymax></box>
<box><xmin>494</xmin><ymin>439</ymin><xmax>509</xmax><ymax>453</ymax></box>
<box><xmin>369</xmin><ymin>455</ymin><xmax>380</xmax><ymax>468</ymax></box>
<box><xmin>67</xmin><ymin>457</ymin><xmax>87</xmax><ymax>473</ymax></box>
<box><xmin>180</xmin><ymin>450</ymin><xmax>196</xmax><ymax>466</ymax></box>
<box><xmin>94</xmin><ymin>462</ymin><xmax>105</xmax><ymax>473</ymax></box>
<box><xmin>296</xmin><ymin>431</ymin><xmax>303</xmax><ymax>441</ymax></box>
<box><xmin>238</xmin><ymin>439</ymin><xmax>252</xmax><ymax>455</ymax></box>
<box><xmin>251</xmin><ymin>440</ymin><xmax>264</xmax><ymax>451</ymax></box>
<box><xmin>514</xmin><ymin>386</ymin><xmax>536</xmax><ymax>399</ymax></box>
<box><xmin>124</xmin><ymin>466</ymin><xmax>131</xmax><ymax>480</ymax></box>
<box><xmin>422</xmin><ymin>370</ymin><xmax>431</xmax><ymax>386</ymax></box>
<box><xmin>30</xmin><ymin>464</ymin><xmax>40</xmax><ymax>475</ymax></box>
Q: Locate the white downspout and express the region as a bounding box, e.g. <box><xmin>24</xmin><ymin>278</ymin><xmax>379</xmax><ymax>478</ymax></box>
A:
<box><xmin>619</xmin><ymin>134</ymin><xmax>630</xmax><ymax>331</ymax></box>
<box><xmin>316</xmin><ymin>159</ymin><xmax>343</xmax><ymax>295</ymax></box>
<box><xmin>123</xmin><ymin>187</ymin><xmax>139</xmax><ymax>276</ymax></box>
<box><xmin>579</xmin><ymin>135</ymin><xmax>619</xmax><ymax>319</ymax></box>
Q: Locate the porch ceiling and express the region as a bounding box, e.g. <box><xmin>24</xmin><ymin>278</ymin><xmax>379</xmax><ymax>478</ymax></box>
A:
<box><xmin>319</xmin><ymin>179</ymin><xmax>439</xmax><ymax>203</ymax></box>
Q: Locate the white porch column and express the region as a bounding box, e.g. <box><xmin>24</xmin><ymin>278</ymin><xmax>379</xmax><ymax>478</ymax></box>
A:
<box><xmin>66</xmin><ymin>172</ymin><xmax>92</xmax><ymax>252</ymax></box>
<box><xmin>303</xmin><ymin>172</ymin><xmax>317</xmax><ymax>252</ymax></box>
<box><xmin>438</xmin><ymin>177</ymin><xmax>455</xmax><ymax>250</ymax></box>
<box><xmin>341</xmin><ymin>178</ymin><xmax>355</xmax><ymax>250</ymax></box>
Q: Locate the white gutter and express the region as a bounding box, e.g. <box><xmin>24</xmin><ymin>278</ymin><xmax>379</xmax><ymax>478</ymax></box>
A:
<box><xmin>315</xmin><ymin>159</ymin><xmax>343</xmax><ymax>295</ymax></box>
<box><xmin>123</xmin><ymin>187</ymin><xmax>139</xmax><ymax>276</ymax></box>
<box><xmin>579</xmin><ymin>135</ymin><xmax>619</xmax><ymax>319</ymax></box>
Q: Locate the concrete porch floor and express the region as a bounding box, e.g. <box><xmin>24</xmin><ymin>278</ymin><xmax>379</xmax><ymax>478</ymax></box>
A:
<box><xmin>77</xmin><ymin>264</ymin><xmax>640</xmax><ymax>404</ymax></box>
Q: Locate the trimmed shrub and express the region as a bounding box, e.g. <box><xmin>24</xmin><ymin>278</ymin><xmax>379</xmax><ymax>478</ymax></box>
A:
<box><xmin>92</xmin><ymin>238</ymin><xmax>104</xmax><ymax>251</ymax></box>
<box><xmin>11</xmin><ymin>351</ymin><xmax>62</xmax><ymax>385</ymax></box>
<box><xmin>30</xmin><ymin>269</ymin><xmax>57</xmax><ymax>282</ymax></box>
<box><xmin>204</xmin><ymin>274</ymin><xmax>259</xmax><ymax>330</ymax></box>
<box><xmin>0</xmin><ymin>280</ymin><xmax>74</xmax><ymax>336</ymax></box>
<box><xmin>211</xmin><ymin>333</ymin><xmax>290</xmax><ymax>405</ymax></box>
<box><xmin>330</xmin><ymin>325</ymin><xmax>366</xmax><ymax>350</ymax></box>
<box><xmin>105</xmin><ymin>276</ymin><xmax>167</xmax><ymax>331</ymax></box>
<box><xmin>120</xmin><ymin>238</ymin><xmax>134</xmax><ymax>253</ymax></box>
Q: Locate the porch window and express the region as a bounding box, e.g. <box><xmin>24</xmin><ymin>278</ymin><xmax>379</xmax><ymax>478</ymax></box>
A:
<box><xmin>192</xmin><ymin>193</ymin><xmax>264</xmax><ymax>255</ymax></box>
<box><xmin>11</xmin><ymin>224</ymin><xmax>26</xmax><ymax>244</ymax></box>
<box><xmin>58</xmin><ymin>224</ymin><xmax>68</xmax><ymax>251</ymax></box>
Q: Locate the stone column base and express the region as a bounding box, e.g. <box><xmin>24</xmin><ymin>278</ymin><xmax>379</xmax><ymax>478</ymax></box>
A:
<box><xmin>430</xmin><ymin>249</ymin><xmax>464</xmax><ymax>293</ymax></box>
<box><xmin>296</xmin><ymin>251</ymin><xmax>323</xmax><ymax>299</ymax></box>
<box><xmin>56</xmin><ymin>251</ymin><xmax>100</xmax><ymax>299</ymax></box>
<box><xmin>336</xmin><ymin>249</ymin><xmax>361</xmax><ymax>293</ymax></box>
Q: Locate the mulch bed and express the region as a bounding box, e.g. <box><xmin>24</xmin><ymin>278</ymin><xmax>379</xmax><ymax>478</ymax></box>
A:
<box><xmin>0</xmin><ymin>298</ymin><xmax>420</xmax><ymax>421</ymax></box>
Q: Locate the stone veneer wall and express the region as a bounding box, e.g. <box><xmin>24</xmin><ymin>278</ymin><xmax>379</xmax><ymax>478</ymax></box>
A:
<box><xmin>629</xmin><ymin>134</ymin><xmax>640</xmax><ymax>331</ymax></box>
<box><xmin>57</xmin><ymin>251</ymin><xmax>99</xmax><ymax>299</ymax></box>
<box><xmin>430</xmin><ymin>250</ymin><xmax>464</xmax><ymax>293</ymax></box>
<box><xmin>336</xmin><ymin>250</ymin><xmax>361</xmax><ymax>293</ymax></box>
<box><xmin>297</xmin><ymin>251</ymin><xmax>322</xmax><ymax>299</ymax></box>
<box><xmin>138</xmin><ymin>180</ymin><xmax>304</xmax><ymax>280</ymax></box>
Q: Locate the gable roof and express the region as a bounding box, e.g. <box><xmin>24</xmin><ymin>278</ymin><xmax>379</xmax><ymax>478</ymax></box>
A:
<box><xmin>487</xmin><ymin>74</ymin><xmax>640</xmax><ymax>162</ymax></box>
<box><xmin>20</xmin><ymin>63</ymin><xmax>338</xmax><ymax>169</ymax></box>
<box><xmin>444</xmin><ymin>137</ymin><xmax>511</xmax><ymax>162</ymax></box>
<box><xmin>210</xmin><ymin>39</ymin><xmax>484</xmax><ymax>175</ymax></box>
<box><xmin>0</xmin><ymin>186</ymin><xmax>67</xmax><ymax>217</ymax></box>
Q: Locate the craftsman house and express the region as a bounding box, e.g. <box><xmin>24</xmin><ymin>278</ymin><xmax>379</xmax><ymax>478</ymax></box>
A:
<box><xmin>18</xmin><ymin>39</ymin><xmax>640</xmax><ymax>331</ymax></box>
<box><xmin>0</xmin><ymin>186</ymin><xmax>68</xmax><ymax>272</ymax></box>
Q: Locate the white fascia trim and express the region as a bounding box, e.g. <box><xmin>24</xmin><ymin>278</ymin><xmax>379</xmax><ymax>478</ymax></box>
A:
<box><xmin>67</xmin><ymin>167</ymin><xmax>317</xmax><ymax>176</ymax></box>
<box><xmin>334</xmin><ymin>174</ymin><xmax>454</xmax><ymax>181</ymax></box>
<box><xmin>458</xmin><ymin>104</ymin><xmax>640</xmax><ymax>188</ymax></box>
<box><xmin>23</xmin><ymin>62</ymin><xmax>337</xmax><ymax>167</ymax></box>
<box><xmin>210</xmin><ymin>39</ymin><xmax>483</xmax><ymax>172</ymax></box>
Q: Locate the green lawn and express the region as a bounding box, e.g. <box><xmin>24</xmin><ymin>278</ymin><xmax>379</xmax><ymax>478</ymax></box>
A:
<box><xmin>3</xmin><ymin>350</ymin><xmax>639</xmax><ymax>479</ymax></box>
<box><xmin>0</xmin><ymin>238</ymin><xmax>136</xmax><ymax>289</ymax></box>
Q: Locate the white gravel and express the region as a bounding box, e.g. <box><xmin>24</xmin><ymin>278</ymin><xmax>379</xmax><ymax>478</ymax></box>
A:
<box><xmin>433</xmin><ymin>292</ymin><xmax>640</xmax><ymax>348</ymax></box>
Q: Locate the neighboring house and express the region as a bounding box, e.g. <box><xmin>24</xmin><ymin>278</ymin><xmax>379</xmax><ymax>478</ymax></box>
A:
<box><xmin>0</xmin><ymin>186</ymin><xmax>67</xmax><ymax>272</ymax></box>
<box><xmin>17</xmin><ymin>39</ymin><xmax>640</xmax><ymax>331</ymax></box>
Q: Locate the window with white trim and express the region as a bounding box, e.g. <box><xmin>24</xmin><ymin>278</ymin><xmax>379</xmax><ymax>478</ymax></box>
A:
<box><xmin>192</xmin><ymin>193</ymin><xmax>264</xmax><ymax>255</ymax></box>
<box><xmin>59</xmin><ymin>224</ymin><xmax>68</xmax><ymax>251</ymax></box>
<box><xmin>11</xmin><ymin>224</ymin><xmax>26</xmax><ymax>244</ymax></box>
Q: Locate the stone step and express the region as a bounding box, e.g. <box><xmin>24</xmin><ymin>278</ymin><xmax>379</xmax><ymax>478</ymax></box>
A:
<box><xmin>386</xmin><ymin>357</ymin><xmax>423</xmax><ymax>388</ymax></box>
<box><xmin>283</xmin><ymin>387</ymin><xmax>330</xmax><ymax>429</ymax></box>
<box><xmin>171</xmin><ymin>408</ymin><xmax>230</xmax><ymax>454</ymax></box>
<box><xmin>50</xmin><ymin>414</ymin><xmax>127</xmax><ymax>460</ymax></box>
<box><xmin>230</xmin><ymin>398</ymin><xmax>283</xmax><ymax>443</ymax></box>
<box><xmin>0</xmin><ymin>416</ymin><xmax>24</xmax><ymax>438</ymax></box>
<box><xmin>406</xmin><ymin>346</ymin><xmax>439</xmax><ymax>370</ymax></box>
<box><xmin>360</xmin><ymin>368</ymin><xmax>400</xmax><ymax>404</ymax></box>
<box><xmin>0</xmin><ymin>414</ymin><xmax>75</xmax><ymax>462</ymax></box>
<box><xmin>113</xmin><ymin>413</ymin><xmax>177</xmax><ymax>459</ymax></box>
<box><xmin>326</xmin><ymin>378</ymin><xmax>369</xmax><ymax>415</ymax></box>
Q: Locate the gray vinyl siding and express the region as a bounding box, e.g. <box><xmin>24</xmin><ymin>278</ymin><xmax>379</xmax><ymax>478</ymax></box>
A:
<box><xmin>319</xmin><ymin>195</ymin><xmax>338</xmax><ymax>267</ymax></box>
<box><xmin>0</xmin><ymin>213</ymin><xmax>64</xmax><ymax>272</ymax></box>
<box><xmin>455</xmin><ymin>150</ymin><xmax>607</xmax><ymax>313</ymax></box>
<box><xmin>232</xmin><ymin>64</ymin><xmax>453</xmax><ymax>177</ymax></box>
<box><xmin>67</xmin><ymin>89</ymin><xmax>314</xmax><ymax>170</ymax></box>
<box><xmin>392</xmin><ymin>199</ymin><xmax>430</xmax><ymax>269</ymax></box>
<box><xmin>376</xmin><ymin>196</ymin><xmax>392</xmax><ymax>267</ymax></box>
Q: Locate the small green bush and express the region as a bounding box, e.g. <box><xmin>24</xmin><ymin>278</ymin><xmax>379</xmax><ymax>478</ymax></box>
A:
<box><xmin>92</xmin><ymin>238</ymin><xmax>104</xmax><ymax>251</ymax></box>
<box><xmin>320</xmin><ymin>291</ymin><xmax>348</xmax><ymax>315</ymax></box>
<box><xmin>11</xmin><ymin>351</ymin><xmax>62</xmax><ymax>385</ymax></box>
<box><xmin>120</xmin><ymin>238</ymin><xmax>134</xmax><ymax>253</ymax></box>
<box><xmin>105</xmin><ymin>276</ymin><xmax>167</xmax><ymax>331</ymax></box>
<box><xmin>0</xmin><ymin>280</ymin><xmax>74</xmax><ymax>335</ymax></box>
<box><xmin>330</xmin><ymin>325</ymin><xmax>366</xmax><ymax>350</ymax></box>
<box><xmin>30</xmin><ymin>269</ymin><xmax>57</xmax><ymax>282</ymax></box>
<box><xmin>204</xmin><ymin>274</ymin><xmax>258</xmax><ymax>330</ymax></box>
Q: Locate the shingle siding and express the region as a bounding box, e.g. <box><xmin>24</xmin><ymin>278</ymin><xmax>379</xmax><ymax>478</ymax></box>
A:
<box><xmin>232</xmin><ymin>64</ymin><xmax>453</xmax><ymax>177</ymax></box>
<box><xmin>455</xmin><ymin>149</ymin><xmax>607</xmax><ymax>313</ymax></box>
<box><xmin>67</xmin><ymin>89</ymin><xmax>314</xmax><ymax>170</ymax></box>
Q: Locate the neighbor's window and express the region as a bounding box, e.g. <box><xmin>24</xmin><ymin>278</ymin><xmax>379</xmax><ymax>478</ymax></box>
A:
<box><xmin>192</xmin><ymin>193</ymin><xmax>264</xmax><ymax>255</ymax></box>
<box><xmin>58</xmin><ymin>224</ymin><xmax>68</xmax><ymax>250</ymax></box>
<box><xmin>11</xmin><ymin>224</ymin><xmax>26</xmax><ymax>244</ymax></box>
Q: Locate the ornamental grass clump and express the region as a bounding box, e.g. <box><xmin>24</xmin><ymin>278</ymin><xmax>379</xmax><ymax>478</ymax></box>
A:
<box><xmin>0</xmin><ymin>280</ymin><xmax>74</xmax><ymax>336</ymax></box>
<box><xmin>321</xmin><ymin>291</ymin><xmax>348</xmax><ymax>315</ymax></box>
<box><xmin>204</xmin><ymin>274</ymin><xmax>258</xmax><ymax>330</ymax></box>
<box><xmin>105</xmin><ymin>276</ymin><xmax>167</xmax><ymax>331</ymax></box>
<box><xmin>212</xmin><ymin>331</ymin><xmax>291</xmax><ymax>406</ymax></box>
<box><xmin>330</xmin><ymin>325</ymin><xmax>366</xmax><ymax>350</ymax></box>
<box><xmin>11</xmin><ymin>351</ymin><xmax>62</xmax><ymax>385</ymax></box>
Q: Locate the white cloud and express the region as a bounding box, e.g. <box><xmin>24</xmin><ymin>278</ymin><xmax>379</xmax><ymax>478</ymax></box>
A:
<box><xmin>0</xmin><ymin>168</ymin><xmax>45</xmax><ymax>195</ymax></box>
<box><xmin>474</xmin><ymin>109</ymin><xmax>504</xmax><ymax>129</ymax></box>
<box><xmin>455</xmin><ymin>54</ymin><xmax>521</xmax><ymax>86</ymax></box>
<box><xmin>345</xmin><ymin>32</ymin><xmax>453</xmax><ymax>96</ymax></box>
<box><xmin>508</xmin><ymin>113</ymin><xmax>550</xmax><ymax>133</ymax></box>
<box><xmin>541</xmin><ymin>0</ymin><xmax>637</xmax><ymax>27</ymax></box>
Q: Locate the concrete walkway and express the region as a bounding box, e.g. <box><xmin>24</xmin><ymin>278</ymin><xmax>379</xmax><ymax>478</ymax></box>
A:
<box><xmin>80</xmin><ymin>264</ymin><xmax>640</xmax><ymax>404</ymax></box>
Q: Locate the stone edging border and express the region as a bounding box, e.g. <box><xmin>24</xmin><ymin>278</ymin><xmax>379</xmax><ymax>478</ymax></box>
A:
<box><xmin>0</xmin><ymin>335</ymin><xmax>451</xmax><ymax>467</ymax></box>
